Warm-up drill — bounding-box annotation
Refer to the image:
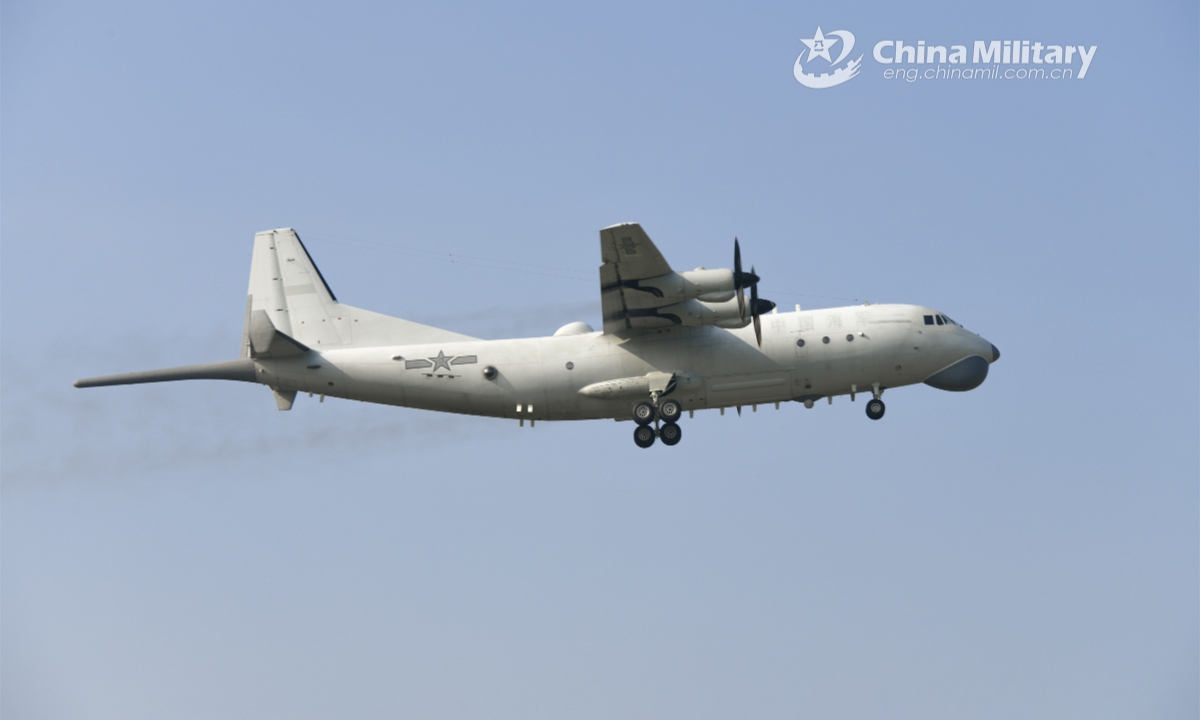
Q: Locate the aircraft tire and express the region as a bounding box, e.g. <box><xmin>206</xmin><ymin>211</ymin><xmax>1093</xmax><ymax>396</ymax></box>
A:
<box><xmin>633</xmin><ymin>402</ymin><xmax>656</xmax><ymax>426</ymax></box>
<box><xmin>634</xmin><ymin>425</ymin><xmax>657</xmax><ymax>448</ymax></box>
<box><xmin>866</xmin><ymin>399</ymin><xmax>885</xmax><ymax>420</ymax></box>
<box><xmin>660</xmin><ymin>422</ymin><xmax>682</xmax><ymax>446</ymax></box>
<box><xmin>659</xmin><ymin>399</ymin><xmax>682</xmax><ymax>423</ymax></box>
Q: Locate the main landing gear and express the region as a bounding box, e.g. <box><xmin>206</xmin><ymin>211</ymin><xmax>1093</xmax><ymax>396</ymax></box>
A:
<box><xmin>631</xmin><ymin>398</ymin><xmax>683</xmax><ymax>448</ymax></box>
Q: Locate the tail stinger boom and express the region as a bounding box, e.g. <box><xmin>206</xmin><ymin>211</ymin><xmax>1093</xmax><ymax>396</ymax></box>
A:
<box><xmin>76</xmin><ymin>227</ymin><xmax>481</xmax><ymax>409</ymax></box>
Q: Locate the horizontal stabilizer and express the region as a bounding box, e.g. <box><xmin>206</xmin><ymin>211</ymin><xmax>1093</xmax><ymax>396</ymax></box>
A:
<box><xmin>74</xmin><ymin>359</ymin><xmax>258</xmax><ymax>388</ymax></box>
<box><xmin>248</xmin><ymin>309</ymin><xmax>310</xmax><ymax>358</ymax></box>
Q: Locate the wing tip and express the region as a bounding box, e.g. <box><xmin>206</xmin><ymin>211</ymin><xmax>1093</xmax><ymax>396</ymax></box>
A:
<box><xmin>600</xmin><ymin>221</ymin><xmax>641</xmax><ymax>232</ymax></box>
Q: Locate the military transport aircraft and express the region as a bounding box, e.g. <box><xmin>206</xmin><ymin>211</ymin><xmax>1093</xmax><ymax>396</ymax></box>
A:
<box><xmin>75</xmin><ymin>224</ymin><xmax>1000</xmax><ymax>448</ymax></box>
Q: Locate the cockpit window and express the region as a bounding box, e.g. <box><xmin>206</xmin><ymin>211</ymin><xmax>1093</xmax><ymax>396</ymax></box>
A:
<box><xmin>926</xmin><ymin>312</ymin><xmax>963</xmax><ymax>328</ymax></box>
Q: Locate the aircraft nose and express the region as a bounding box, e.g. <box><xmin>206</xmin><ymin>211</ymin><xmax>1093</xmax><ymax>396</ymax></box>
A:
<box><xmin>990</xmin><ymin>343</ymin><xmax>1001</xmax><ymax>363</ymax></box>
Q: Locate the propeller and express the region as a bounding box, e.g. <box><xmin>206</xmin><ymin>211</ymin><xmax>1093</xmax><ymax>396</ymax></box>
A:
<box><xmin>733</xmin><ymin>236</ymin><xmax>775</xmax><ymax>347</ymax></box>
<box><xmin>750</xmin><ymin>265</ymin><xmax>762</xmax><ymax>346</ymax></box>
<box><xmin>734</xmin><ymin>238</ymin><xmax>745</xmax><ymax>321</ymax></box>
<box><xmin>750</xmin><ymin>277</ymin><xmax>777</xmax><ymax>347</ymax></box>
<box><xmin>733</xmin><ymin>238</ymin><xmax>760</xmax><ymax>322</ymax></box>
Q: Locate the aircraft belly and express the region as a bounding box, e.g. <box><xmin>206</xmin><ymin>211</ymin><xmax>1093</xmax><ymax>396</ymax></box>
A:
<box><xmin>610</xmin><ymin>328</ymin><xmax>711</xmax><ymax>412</ymax></box>
<box><xmin>265</xmin><ymin>357</ymin><xmax>362</xmax><ymax>401</ymax></box>
<box><xmin>315</xmin><ymin>344</ymin><xmax>505</xmax><ymax>417</ymax></box>
<box><xmin>538</xmin><ymin>334</ymin><xmax>624</xmax><ymax>420</ymax></box>
<box><xmin>687</xmin><ymin>324</ymin><xmax>792</xmax><ymax>408</ymax></box>
<box><xmin>442</xmin><ymin>341</ymin><xmax>545</xmax><ymax>418</ymax></box>
<box><xmin>706</xmin><ymin>375</ymin><xmax>790</xmax><ymax>405</ymax></box>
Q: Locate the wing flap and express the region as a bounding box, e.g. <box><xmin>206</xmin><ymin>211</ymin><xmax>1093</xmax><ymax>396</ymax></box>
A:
<box><xmin>599</xmin><ymin>223</ymin><xmax>679</xmax><ymax>334</ymax></box>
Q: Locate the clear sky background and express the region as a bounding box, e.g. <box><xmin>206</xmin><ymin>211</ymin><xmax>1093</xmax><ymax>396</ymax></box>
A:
<box><xmin>3</xmin><ymin>1</ymin><xmax>1197</xmax><ymax>718</ymax></box>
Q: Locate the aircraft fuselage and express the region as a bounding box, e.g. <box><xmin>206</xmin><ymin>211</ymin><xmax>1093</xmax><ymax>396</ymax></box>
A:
<box><xmin>76</xmin><ymin>226</ymin><xmax>1000</xmax><ymax>446</ymax></box>
<box><xmin>254</xmin><ymin>303</ymin><xmax>996</xmax><ymax>422</ymax></box>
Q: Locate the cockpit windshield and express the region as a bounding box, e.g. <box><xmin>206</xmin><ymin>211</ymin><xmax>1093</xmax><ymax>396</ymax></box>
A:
<box><xmin>923</xmin><ymin>313</ymin><xmax>961</xmax><ymax>327</ymax></box>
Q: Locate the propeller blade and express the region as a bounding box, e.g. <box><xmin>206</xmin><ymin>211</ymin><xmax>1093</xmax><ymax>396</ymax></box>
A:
<box><xmin>734</xmin><ymin>238</ymin><xmax>745</xmax><ymax>320</ymax></box>
<box><xmin>750</xmin><ymin>265</ymin><xmax>763</xmax><ymax>347</ymax></box>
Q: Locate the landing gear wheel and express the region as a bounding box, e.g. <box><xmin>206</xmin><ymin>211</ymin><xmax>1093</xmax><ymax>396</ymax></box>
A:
<box><xmin>633</xmin><ymin>425</ymin><xmax>657</xmax><ymax>448</ymax></box>
<box><xmin>866</xmin><ymin>398</ymin><xmax>885</xmax><ymax>420</ymax></box>
<box><xmin>632</xmin><ymin>402</ymin><xmax>656</xmax><ymax>426</ymax></box>
<box><xmin>658</xmin><ymin>399</ymin><xmax>682</xmax><ymax>423</ymax></box>
<box><xmin>659</xmin><ymin>422</ymin><xmax>682</xmax><ymax>446</ymax></box>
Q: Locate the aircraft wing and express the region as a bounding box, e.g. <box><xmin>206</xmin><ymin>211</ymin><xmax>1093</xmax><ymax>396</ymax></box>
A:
<box><xmin>599</xmin><ymin>223</ymin><xmax>676</xmax><ymax>334</ymax></box>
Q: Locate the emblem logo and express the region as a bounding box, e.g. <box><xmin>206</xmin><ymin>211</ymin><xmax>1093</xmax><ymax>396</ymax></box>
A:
<box><xmin>405</xmin><ymin>351</ymin><xmax>478</xmax><ymax>374</ymax></box>
<box><xmin>794</xmin><ymin>26</ymin><xmax>862</xmax><ymax>89</ymax></box>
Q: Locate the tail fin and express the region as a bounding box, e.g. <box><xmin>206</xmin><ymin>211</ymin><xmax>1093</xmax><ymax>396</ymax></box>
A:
<box><xmin>242</xmin><ymin>228</ymin><xmax>346</xmax><ymax>355</ymax></box>
<box><xmin>242</xmin><ymin>228</ymin><xmax>478</xmax><ymax>355</ymax></box>
<box><xmin>76</xmin><ymin>228</ymin><xmax>478</xmax><ymax>403</ymax></box>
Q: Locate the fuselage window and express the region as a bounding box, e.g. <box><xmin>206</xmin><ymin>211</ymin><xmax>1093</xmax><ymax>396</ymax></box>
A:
<box><xmin>924</xmin><ymin>315</ymin><xmax>934</xmax><ymax>325</ymax></box>
<box><xmin>796</xmin><ymin>338</ymin><xmax>805</xmax><ymax>347</ymax></box>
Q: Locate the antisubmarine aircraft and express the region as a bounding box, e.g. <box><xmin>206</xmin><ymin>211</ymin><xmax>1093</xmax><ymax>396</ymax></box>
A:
<box><xmin>75</xmin><ymin>224</ymin><xmax>1000</xmax><ymax>448</ymax></box>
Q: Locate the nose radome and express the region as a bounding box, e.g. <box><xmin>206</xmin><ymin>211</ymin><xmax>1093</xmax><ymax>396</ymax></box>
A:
<box><xmin>990</xmin><ymin>344</ymin><xmax>1001</xmax><ymax>363</ymax></box>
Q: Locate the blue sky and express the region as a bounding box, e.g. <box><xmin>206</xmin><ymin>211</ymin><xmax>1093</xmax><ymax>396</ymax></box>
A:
<box><xmin>3</xmin><ymin>1</ymin><xmax>1197</xmax><ymax>718</ymax></box>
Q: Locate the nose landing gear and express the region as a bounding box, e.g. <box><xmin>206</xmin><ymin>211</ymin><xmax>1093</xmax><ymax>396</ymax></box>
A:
<box><xmin>865</xmin><ymin>385</ymin><xmax>885</xmax><ymax>420</ymax></box>
<box><xmin>866</xmin><ymin>398</ymin><xmax>885</xmax><ymax>420</ymax></box>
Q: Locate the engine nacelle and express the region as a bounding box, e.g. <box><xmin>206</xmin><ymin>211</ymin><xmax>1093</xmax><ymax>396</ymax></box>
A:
<box><xmin>657</xmin><ymin>298</ymin><xmax>750</xmax><ymax>329</ymax></box>
<box><xmin>630</xmin><ymin>268</ymin><xmax>737</xmax><ymax>304</ymax></box>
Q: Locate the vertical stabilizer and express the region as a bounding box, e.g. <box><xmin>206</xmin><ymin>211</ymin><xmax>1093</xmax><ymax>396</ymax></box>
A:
<box><xmin>241</xmin><ymin>227</ymin><xmax>481</xmax><ymax>354</ymax></box>
<box><xmin>243</xmin><ymin>228</ymin><xmax>349</xmax><ymax>354</ymax></box>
